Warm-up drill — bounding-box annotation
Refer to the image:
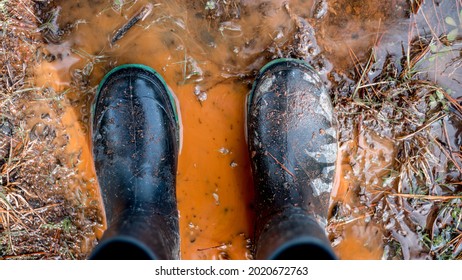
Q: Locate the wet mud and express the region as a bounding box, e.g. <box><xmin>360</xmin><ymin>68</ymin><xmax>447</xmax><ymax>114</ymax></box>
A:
<box><xmin>329</xmin><ymin>0</ymin><xmax>462</xmax><ymax>260</ymax></box>
<box><xmin>21</xmin><ymin>0</ymin><xmax>462</xmax><ymax>259</ymax></box>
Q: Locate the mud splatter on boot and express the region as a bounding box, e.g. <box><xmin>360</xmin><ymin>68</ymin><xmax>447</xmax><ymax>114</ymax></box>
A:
<box><xmin>248</xmin><ymin>58</ymin><xmax>337</xmax><ymax>260</ymax></box>
<box><xmin>90</xmin><ymin>65</ymin><xmax>180</xmax><ymax>260</ymax></box>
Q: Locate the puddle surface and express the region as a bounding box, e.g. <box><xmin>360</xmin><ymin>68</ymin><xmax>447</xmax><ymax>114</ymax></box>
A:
<box><xmin>31</xmin><ymin>0</ymin><xmax>461</xmax><ymax>259</ymax></box>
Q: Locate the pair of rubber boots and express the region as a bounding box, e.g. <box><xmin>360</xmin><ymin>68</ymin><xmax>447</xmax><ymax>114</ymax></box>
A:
<box><xmin>90</xmin><ymin>59</ymin><xmax>338</xmax><ymax>260</ymax></box>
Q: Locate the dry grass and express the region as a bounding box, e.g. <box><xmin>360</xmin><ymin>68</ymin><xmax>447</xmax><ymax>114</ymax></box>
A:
<box><xmin>0</xmin><ymin>0</ymin><xmax>101</xmax><ymax>259</ymax></box>
<box><xmin>204</xmin><ymin>0</ymin><xmax>241</xmax><ymax>22</ymax></box>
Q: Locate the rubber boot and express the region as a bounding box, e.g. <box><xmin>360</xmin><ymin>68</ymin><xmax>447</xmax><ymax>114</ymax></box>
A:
<box><xmin>89</xmin><ymin>65</ymin><xmax>180</xmax><ymax>260</ymax></box>
<box><xmin>248</xmin><ymin>58</ymin><xmax>338</xmax><ymax>260</ymax></box>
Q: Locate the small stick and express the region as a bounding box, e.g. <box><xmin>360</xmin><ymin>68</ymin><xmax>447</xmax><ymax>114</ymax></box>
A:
<box><xmin>266</xmin><ymin>151</ymin><xmax>295</xmax><ymax>178</ymax></box>
<box><xmin>395</xmin><ymin>112</ymin><xmax>446</xmax><ymax>141</ymax></box>
<box><xmin>431</xmin><ymin>135</ymin><xmax>462</xmax><ymax>174</ymax></box>
<box><xmin>110</xmin><ymin>4</ymin><xmax>153</xmax><ymax>46</ymax></box>
<box><xmin>197</xmin><ymin>244</ymin><xmax>227</xmax><ymax>252</ymax></box>
<box><xmin>384</xmin><ymin>192</ymin><xmax>462</xmax><ymax>201</ymax></box>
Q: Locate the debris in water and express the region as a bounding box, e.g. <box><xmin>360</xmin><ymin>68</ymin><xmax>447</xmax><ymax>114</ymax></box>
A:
<box><xmin>218</xmin><ymin>251</ymin><xmax>230</xmax><ymax>260</ymax></box>
<box><xmin>194</xmin><ymin>86</ymin><xmax>208</xmax><ymax>102</ymax></box>
<box><xmin>39</xmin><ymin>7</ymin><xmax>62</xmax><ymax>43</ymax></box>
<box><xmin>197</xmin><ymin>92</ymin><xmax>207</xmax><ymax>102</ymax></box>
<box><xmin>180</xmin><ymin>57</ymin><xmax>204</xmax><ymax>84</ymax></box>
<box><xmin>205</xmin><ymin>0</ymin><xmax>217</xmax><ymax>10</ymax></box>
<box><xmin>110</xmin><ymin>4</ymin><xmax>153</xmax><ymax>46</ymax></box>
<box><xmin>213</xmin><ymin>192</ymin><xmax>220</xmax><ymax>205</ymax></box>
<box><xmin>218</xmin><ymin>21</ymin><xmax>243</xmax><ymax>37</ymax></box>
<box><xmin>312</xmin><ymin>0</ymin><xmax>328</xmax><ymax>19</ymax></box>
<box><xmin>218</xmin><ymin>147</ymin><xmax>230</xmax><ymax>155</ymax></box>
<box><xmin>269</xmin><ymin>3</ymin><xmax>320</xmax><ymax>61</ymax></box>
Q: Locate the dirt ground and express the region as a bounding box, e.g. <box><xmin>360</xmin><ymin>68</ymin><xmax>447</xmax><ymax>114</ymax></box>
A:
<box><xmin>1</xmin><ymin>0</ymin><xmax>461</xmax><ymax>259</ymax></box>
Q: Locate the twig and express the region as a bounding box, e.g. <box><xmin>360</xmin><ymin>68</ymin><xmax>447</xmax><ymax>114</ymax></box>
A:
<box><xmin>431</xmin><ymin>135</ymin><xmax>462</xmax><ymax>174</ymax></box>
<box><xmin>266</xmin><ymin>151</ymin><xmax>295</xmax><ymax>178</ymax></box>
<box><xmin>110</xmin><ymin>4</ymin><xmax>153</xmax><ymax>46</ymax></box>
<box><xmin>443</xmin><ymin>90</ymin><xmax>462</xmax><ymax>113</ymax></box>
<box><xmin>197</xmin><ymin>243</ymin><xmax>227</xmax><ymax>252</ymax></box>
<box><xmin>384</xmin><ymin>192</ymin><xmax>462</xmax><ymax>201</ymax></box>
<box><xmin>328</xmin><ymin>212</ymin><xmax>373</xmax><ymax>228</ymax></box>
<box><xmin>396</xmin><ymin>113</ymin><xmax>446</xmax><ymax>141</ymax></box>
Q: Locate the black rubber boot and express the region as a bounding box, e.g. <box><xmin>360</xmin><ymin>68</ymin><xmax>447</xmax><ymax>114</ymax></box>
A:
<box><xmin>248</xmin><ymin>58</ymin><xmax>338</xmax><ymax>260</ymax></box>
<box><xmin>89</xmin><ymin>65</ymin><xmax>180</xmax><ymax>260</ymax></box>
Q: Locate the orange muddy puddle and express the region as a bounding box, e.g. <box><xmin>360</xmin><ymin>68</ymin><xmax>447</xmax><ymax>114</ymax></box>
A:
<box><xmin>31</xmin><ymin>0</ymin><xmax>419</xmax><ymax>259</ymax></box>
<box><xmin>330</xmin><ymin>129</ymin><xmax>396</xmax><ymax>259</ymax></box>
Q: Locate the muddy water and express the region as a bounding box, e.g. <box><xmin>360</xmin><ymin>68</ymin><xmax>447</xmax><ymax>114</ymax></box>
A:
<box><xmin>329</xmin><ymin>130</ymin><xmax>397</xmax><ymax>259</ymax></box>
<box><xmin>330</xmin><ymin>0</ymin><xmax>462</xmax><ymax>260</ymax></box>
<box><xmin>32</xmin><ymin>0</ymin><xmax>422</xmax><ymax>259</ymax></box>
